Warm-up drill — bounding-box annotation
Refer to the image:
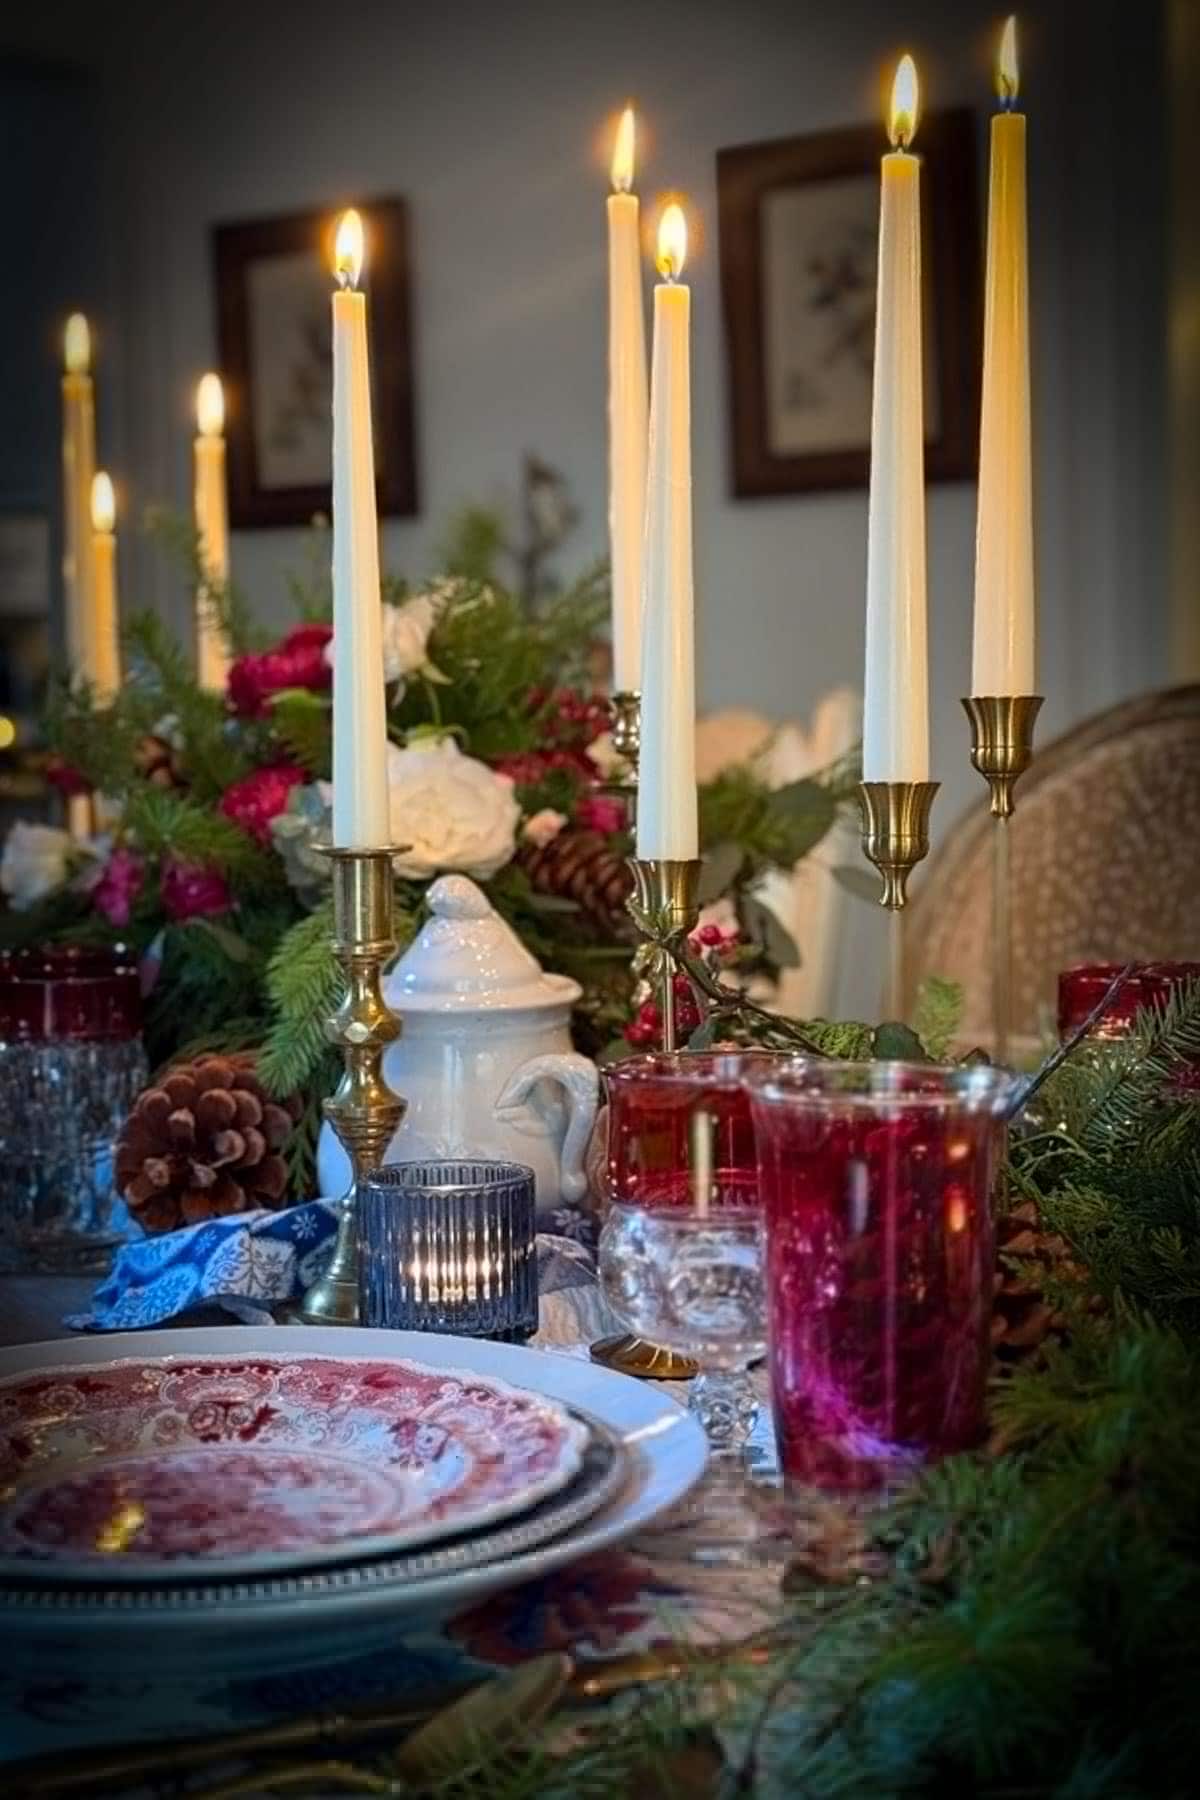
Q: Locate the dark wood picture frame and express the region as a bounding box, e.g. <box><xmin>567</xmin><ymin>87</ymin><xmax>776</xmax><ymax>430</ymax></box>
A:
<box><xmin>717</xmin><ymin>109</ymin><xmax>980</xmax><ymax>498</ymax></box>
<box><xmin>213</xmin><ymin>199</ymin><xmax>418</xmax><ymax>528</ymax></box>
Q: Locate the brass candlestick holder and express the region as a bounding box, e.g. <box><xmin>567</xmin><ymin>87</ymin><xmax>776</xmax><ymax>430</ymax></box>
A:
<box><xmin>962</xmin><ymin>695</ymin><xmax>1042</xmax><ymax>1062</ymax></box>
<box><xmin>858</xmin><ymin>780</ymin><xmax>940</xmax><ymax>1019</ymax></box>
<box><xmin>603</xmin><ymin>689</ymin><xmax>641</xmax><ymax>830</ymax></box>
<box><xmin>298</xmin><ymin>846</ymin><xmax>407</xmax><ymax>1327</ymax></box>
<box><xmin>591</xmin><ymin>852</ymin><xmax>703</xmax><ymax>1381</ymax></box>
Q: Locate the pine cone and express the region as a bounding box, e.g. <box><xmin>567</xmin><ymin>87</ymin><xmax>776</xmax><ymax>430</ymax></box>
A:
<box><xmin>519</xmin><ymin>828</ymin><xmax>634</xmax><ymax>936</ymax></box>
<box><xmin>991</xmin><ymin>1197</ymin><xmax>1087</xmax><ymax>1362</ymax></box>
<box><xmin>133</xmin><ymin>733</ymin><xmax>186</xmax><ymax>790</ymax></box>
<box><xmin>116</xmin><ymin>1053</ymin><xmax>302</xmax><ymax>1234</ymax></box>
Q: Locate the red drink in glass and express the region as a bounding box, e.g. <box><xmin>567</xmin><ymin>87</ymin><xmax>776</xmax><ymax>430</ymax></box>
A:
<box><xmin>605</xmin><ymin>1051</ymin><xmax>784</xmax><ymax>1211</ymax></box>
<box><xmin>749</xmin><ymin>1060</ymin><xmax>1016</xmax><ymax>1493</ymax></box>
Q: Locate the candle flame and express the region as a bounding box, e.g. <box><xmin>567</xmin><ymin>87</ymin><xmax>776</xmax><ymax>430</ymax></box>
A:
<box><xmin>334</xmin><ymin>209</ymin><xmax>364</xmax><ymax>288</ymax></box>
<box><xmin>64</xmin><ymin>313</ymin><xmax>91</xmax><ymax>375</ymax></box>
<box><xmin>91</xmin><ymin>471</ymin><xmax>115</xmax><ymax>534</ymax></box>
<box><xmin>656</xmin><ymin>201</ymin><xmax>687</xmax><ymax>280</ymax></box>
<box><xmin>888</xmin><ymin>54</ymin><xmax>920</xmax><ymax>149</ymax></box>
<box><xmin>196</xmin><ymin>372</ymin><xmax>225</xmax><ymax>437</ymax></box>
<box><xmin>611</xmin><ymin>105</ymin><xmax>636</xmax><ymax>193</ymax></box>
<box><xmin>997</xmin><ymin>15</ymin><xmax>1019</xmax><ymax>103</ymax></box>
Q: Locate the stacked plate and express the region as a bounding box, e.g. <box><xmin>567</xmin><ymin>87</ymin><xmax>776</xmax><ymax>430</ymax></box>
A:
<box><xmin>0</xmin><ymin>1326</ymin><xmax>708</xmax><ymax>1679</ymax></box>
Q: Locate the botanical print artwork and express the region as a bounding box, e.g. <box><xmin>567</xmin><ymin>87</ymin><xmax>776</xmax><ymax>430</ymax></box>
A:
<box><xmin>246</xmin><ymin>252</ymin><xmax>332</xmax><ymax>492</ymax></box>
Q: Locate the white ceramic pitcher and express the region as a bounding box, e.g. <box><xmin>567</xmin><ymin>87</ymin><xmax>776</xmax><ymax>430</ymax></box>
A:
<box><xmin>316</xmin><ymin>875</ymin><xmax>599</xmax><ymax>1215</ymax></box>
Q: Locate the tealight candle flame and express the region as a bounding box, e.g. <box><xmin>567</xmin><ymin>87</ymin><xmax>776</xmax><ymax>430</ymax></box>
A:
<box><xmin>611</xmin><ymin>104</ymin><xmax>636</xmax><ymax>193</ymax></box>
<box><xmin>91</xmin><ymin>471</ymin><xmax>115</xmax><ymax>534</ymax></box>
<box><xmin>334</xmin><ymin>209</ymin><xmax>365</xmax><ymax>289</ymax></box>
<box><xmin>64</xmin><ymin>312</ymin><xmax>91</xmax><ymax>375</ymax></box>
<box><xmin>997</xmin><ymin>15</ymin><xmax>1019</xmax><ymax>104</ymax></box>
<box><xmin>196</xmin><ymin>372</ymin><xmax>225</xmax><ymax>438</ymax></box>
<box><xmin>656</xmin><ymin>201</ymin><xmax>687</xmax><ymax>281</ymax></box>
<box><xmin>888</xmin><ymin>53</ymin><xmax>920</xmax><ymax>149</ymax></box>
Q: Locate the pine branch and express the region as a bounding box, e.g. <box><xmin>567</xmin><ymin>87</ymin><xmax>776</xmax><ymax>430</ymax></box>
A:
<box><xmin>256</xmin><ymin>900</ymin><xmax>340</xmax><ymax>1100</ymax></box>
<box><xmin>145</xmin><ymin>505</ymin><xmax>270</xmax><ymax>653</ymax></box>
<box><xmin>121</xmin><ymin>785</ymin><xmax>269</xmax><ymax>879</ymax></box>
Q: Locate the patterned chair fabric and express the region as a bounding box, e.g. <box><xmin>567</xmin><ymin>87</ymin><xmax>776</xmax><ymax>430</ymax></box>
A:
<box><xmin>901</xmin><ymin>686</ymin><xmax>1200</xmax><ymax>1040</ymax></box>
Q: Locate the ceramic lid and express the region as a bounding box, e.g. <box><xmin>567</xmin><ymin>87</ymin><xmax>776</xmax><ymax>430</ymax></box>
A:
<box><xmin>389</xmin><ymin>875</ymin><xmax>581</xmax><ymax>1013</ymax></box>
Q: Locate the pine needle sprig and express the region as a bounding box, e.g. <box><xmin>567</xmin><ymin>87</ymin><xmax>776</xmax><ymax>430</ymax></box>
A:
<box><xmin>256</xmin><ymin>899</ymin><xmax>340</xmax><ymax>1101</ymax></box>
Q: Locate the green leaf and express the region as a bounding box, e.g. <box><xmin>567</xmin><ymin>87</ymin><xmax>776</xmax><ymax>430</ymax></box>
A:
<box><xmin>270</xmin><ymin>689</ymin><xmax>332</xmax><ymax>777</ymax></box>
<box><xmin>696</xmin><ymin>840</ymin><xmax>745</xmax><ymax>906</ymax></box>
<box><xmin>769</xmin><ymin>777</ymin><xmax>837</xmax><ymax>858</ymax></box>
<box><xmin>873</xmin><ymin>1019</ymin><xmax>930</xmax><ymax>1061</ymax></box>
<box><xmin>832</xmin><ymin>863</ymin><xmax>884</xmax><ymax>904</ymax></box>
<box><xmin>188</xmin><ymin>917</ymin><xmax>252</xmax><ymax>963</ymax></box>
<box><xmin>739</xmin><ymin>893</ymin><xmax>801</xmax><ymax>969</ymax></box>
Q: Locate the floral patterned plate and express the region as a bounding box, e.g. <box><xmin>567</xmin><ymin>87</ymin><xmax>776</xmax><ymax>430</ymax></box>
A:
<box><xmin>0</xmin><ymin>1352</ymin><xmax>588</xmax><ymax>1581</ymax></box>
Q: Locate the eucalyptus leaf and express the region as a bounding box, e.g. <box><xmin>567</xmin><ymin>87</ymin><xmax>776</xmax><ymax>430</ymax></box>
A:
<box><xmin>696</xmin><ymin>840</ymin><xmax>745</xmax><ymax>906</ymax></box>
<box><xmin>740</xmin><ymin>894</ymin><xmax>801</xmax><ymax>970</ymax></box>
<box><xmin>769</xmin><ymin>777</ymin><xmax>837</xmax><ymax>859</ymax></box>
<box><xmin>872</xmin><ymin>1020</ymin><xmax>930</xmax><ymax>1062</ymax></box>
<box><xmin>832</xmin><ymin>864</ymin><xmax>884</xmax><ymax>904</ymax></box>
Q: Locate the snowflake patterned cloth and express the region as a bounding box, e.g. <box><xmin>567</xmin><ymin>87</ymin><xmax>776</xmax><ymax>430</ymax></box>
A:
<box><xmin>66</xmin><ymin>1203</ymin><xmax>601</xmax><ymax>1332</ymax></box>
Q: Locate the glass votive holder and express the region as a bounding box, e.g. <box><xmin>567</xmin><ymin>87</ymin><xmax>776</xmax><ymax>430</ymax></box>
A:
<box><xmin>604</xmin><ymin>1050</ymin><xmax>785</xmax><ymax>1211</ymax></box>
<box><xmin>1058</xmin><ymin>962</ymin><xmax>1200</xmax><ymax>1092</ymax></box>
<box><xmin>0</xmin><ymin>944</ymin><xmax>146</xmax><ymax>1272</ymax></box>
<box><xmin>748</xmin><ymin>1059</ymin><xmax>1018</xmax><ymax>1495</ymax></box>
<box><xmin>358</xmin><ymin>1160</ymin><xmax>538</xmax><ymax>1341</ymax></box>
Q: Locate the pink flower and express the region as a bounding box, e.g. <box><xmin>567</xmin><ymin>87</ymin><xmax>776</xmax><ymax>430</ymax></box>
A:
<box><xmin>160</xmin><ymin>858</ymin><xmax>231</xmax><ymax>921</ymax></box>
<box><xmin>92</xmin><ymin>848</ymin><xmax>145</xmax><ymax>927</ymax></box>
<box><xmin>227</xmin><ymin>624</ymin><xmax>333</xmax><ymax>718</ymax></box>
<box><xmin>220</xmin><ymin>764</ymin><xmax>306</xmax><ymax>844</ymax></box>
<box><xmin>575</xmin><ymin>791</ymin><xmax>626</xmax><ymax>836</ymax></box>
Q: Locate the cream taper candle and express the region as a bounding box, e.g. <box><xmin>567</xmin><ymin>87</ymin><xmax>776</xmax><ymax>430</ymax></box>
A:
<box><xmin>607</xmin><ymin>105</ymin><xmax>649</xmax><ymax>693</ymax></box>
<box><xmin>862</xmin><ymin>55</ymin><xmax>929</xmax><ymax>783</ymax></box>
<box><xmin>88</xmin><ymin>471</ymin><xmax>120</xmax><ymax>704</ymax></box>
<box><xmin>61</xmin><ymin>314</ymin><xmax>97</xmax><ymax>684</ymax></box>
<box><xmin>972</xmin><ymin>16</ymin><xmax>1035</xmax><ymax>696</ymax></box>
<box><xmin>330</xmin><ymin>209</ymin><xmax>390</xmax><ymax>848</ymax></box>
<box><xmin>636</xmin><ymin>201</ymin><xmax>697</xmax><ymax>861</ymax></box>
<box><xmin>194</xmin><ymin>372</ymin><xmax>232</xmax><ymax>692</ymax></box>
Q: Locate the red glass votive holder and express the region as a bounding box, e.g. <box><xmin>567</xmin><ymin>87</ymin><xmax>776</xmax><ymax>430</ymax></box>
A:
<box><xmin>748</xmin><ymin>1059</ymin><xmax>1018</xmax><ymax>1494</ymax></box>
<box><xmin>604</xmin><ymin>1050</ymin><xmax>785</xmax><ymax>1210</ymax></box>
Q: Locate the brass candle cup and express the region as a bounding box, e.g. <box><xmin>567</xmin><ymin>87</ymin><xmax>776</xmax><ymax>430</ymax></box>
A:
<box><xmin>857</xmin><ymin>780</ymin><xmax>940</xmax><ymax>911</ymax></box>
<box><xmin>961</xmin><ymin>695</ymin><xmax>1043</xmax><ymax>819</ymax></box>
<box><xmin>298</xmin><ymin>845</ymin><xmax>407</xmax><ymax>1327</ymax></box>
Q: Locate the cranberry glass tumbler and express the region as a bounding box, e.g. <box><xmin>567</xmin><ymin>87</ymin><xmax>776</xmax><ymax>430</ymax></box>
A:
<box><xmin>604</xmin><ymin>1050</ymin><xmax>781</xmax><ymax>1210</ymax></box>
<box><xmin>749</xmin><ymin>1060</ymin><xmax>1016</xmax><ymax>1493</ymax></box>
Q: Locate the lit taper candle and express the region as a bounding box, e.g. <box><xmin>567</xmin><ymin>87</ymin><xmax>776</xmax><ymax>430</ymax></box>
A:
<box><xmin>330</xmin><ymin>209</ymin><xmax>390</xmax><ymax>847</ymax></box>
<box><xmin>61</xmin><ymin>313</ymin><xmax>97</xmax><ymax>684</ymax></box>
<box><xmin>194</xmin><ymin>372</ymin><xmax>232</xmax><ymax>692</ymax></box>
<box><xmin>636</xmin><ymin>201</ymin><xmax>697</xmax><ymax>861</ymax></box>
<box><xmin>972</xmin><ymin>16</ymin><xmax>1035</xmax><ymax>696</ymax></box>
<box><xmin>88</xmin><ymin>471</ymin><xmax>120</xmax><ymax>703</ymax></box>
<box><xmin>862</xmin><ymin>55</ymin><xmax>929</xmax><ymax>782</ymax></box>
<box><xmin>607</xmin><ymin>104</ymin><xmax>649</xmax><ymax>693</ymax></box>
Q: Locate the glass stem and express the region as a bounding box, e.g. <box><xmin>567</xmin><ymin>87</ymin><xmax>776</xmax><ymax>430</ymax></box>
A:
<box><xmin>689</xmin><ymin>1369</ymin><xmax>758</xmax><ymax>1452</ymax></box>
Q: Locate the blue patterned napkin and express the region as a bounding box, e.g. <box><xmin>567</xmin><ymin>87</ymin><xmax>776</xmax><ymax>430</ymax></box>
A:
<box><xmin>66</xmin><ymin>1202</ymin><xmax>599</xmax><ymax>1332</ymax></box>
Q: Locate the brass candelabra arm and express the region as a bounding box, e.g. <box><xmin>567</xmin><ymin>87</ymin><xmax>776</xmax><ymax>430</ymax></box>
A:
<box><xmin>961</xmin><ymin>694</ymin><xmax>1043</xmax><ymax>819</ymax></box>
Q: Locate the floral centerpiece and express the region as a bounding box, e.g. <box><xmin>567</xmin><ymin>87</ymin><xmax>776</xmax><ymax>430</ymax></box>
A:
<box><xmin>0</xmin><ymin>474</ymin><xmax>857</xmax><ymax>1204</ymax></box>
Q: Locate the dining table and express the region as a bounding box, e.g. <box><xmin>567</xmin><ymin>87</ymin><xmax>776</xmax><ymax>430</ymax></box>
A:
<box><xmin>0</xmin><ymin>1267</ymin><xmax>787</xmax><ymax>1793</ymax></box>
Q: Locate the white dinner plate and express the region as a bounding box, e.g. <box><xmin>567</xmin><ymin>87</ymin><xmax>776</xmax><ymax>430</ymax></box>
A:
<box><xmin>0</xmin><ymin>1327</ymin><xmax>708</xmax><ymax>1679</ymax></box>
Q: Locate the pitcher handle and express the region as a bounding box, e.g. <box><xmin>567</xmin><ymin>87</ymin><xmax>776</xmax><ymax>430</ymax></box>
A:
<box><xmin>493</xmin><ymin>1053</ymin><xmax>599</xmax><ymax>1205</ymax></box>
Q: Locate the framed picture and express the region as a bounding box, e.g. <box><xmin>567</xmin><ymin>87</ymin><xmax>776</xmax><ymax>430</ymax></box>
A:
<box><xmin>717</xmin><ymin>109</ymin><xmax>980</xmax><ymax>497</ymax></box>
<box><xmin>213</xmin><ymin>199</ymin><xmax>418</xmax><ymax>528</ymax></box>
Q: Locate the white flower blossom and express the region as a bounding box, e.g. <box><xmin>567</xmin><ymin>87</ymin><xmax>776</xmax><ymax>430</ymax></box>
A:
<box><xmin>0</xmin><ymin>822</ymin><xmax>75</xmax><ymax>910</ymax></box>
<box><xmin>586</xmin><ymin>732</ymin><xmax>625</xmax><ymax>780</ymax></box>
<box><xmin>522</xmin><ymin>808</ymin><xmax>568</xmax><ymax>849</ymax></box>
<box><xmin>387</xmin><ymin>738</ymin><xmax>518</xmax><ymax>881</ymax></box>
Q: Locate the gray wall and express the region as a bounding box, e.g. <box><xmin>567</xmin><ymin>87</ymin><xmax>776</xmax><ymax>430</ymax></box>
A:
<box><xmin>2</xmin><ymin>0</ymin><xmax>1173</xmax><ymax>1013</ymax></box>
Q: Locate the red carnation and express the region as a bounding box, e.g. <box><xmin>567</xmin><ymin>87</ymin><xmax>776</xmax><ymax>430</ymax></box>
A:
<box><xmin>227</xmin><ymin>623</ymin><xmax>333</xmax><ymax>718</ymax></box>
<box><xmin>92</xmin><ymin>848</ymin><xmax>145</xmax><ymax>927</ymax></box>
<box><xmin>220</xmin><ymin>763</ymin><xmax>306</xmax><ymax>844</ymax></box>
<box><xmin>160</xmin><ymin>858</ymin><xmax>231</xmax><ymax>922</ymax></box>
<box><xmin>575</xmin><ymin>791</ymin><xmax>626</xmax><ymax>835</ymax></box>
<box><xmin>45</xmin><ymin>756</ymin><xmax>93</xmax><ymax>798</ymax></box>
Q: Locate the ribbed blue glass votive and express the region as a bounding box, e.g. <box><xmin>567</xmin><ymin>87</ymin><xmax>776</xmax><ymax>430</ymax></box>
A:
<box><xmin>358</xmin><ymin>1160</ymin><xmax>538</xmax><ymax>1340</ymax></box>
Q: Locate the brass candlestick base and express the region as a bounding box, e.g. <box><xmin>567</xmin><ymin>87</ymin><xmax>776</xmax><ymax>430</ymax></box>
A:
<box><xmin>857</xmin><ymin>781</ymin><xmax>940</xmax><ymax>910</ymax></box>
<box><xmin>298</xmin><ymin>846</ymin><xmax>407</xmax><ymax>1327</ymax></box>
<box><xmin>602</xmin><ymin>689</ymin><xmax>641</xmax><ymax>831</ymax></box>
<box><xmin>592</xmin><ymin>853</ymin><xmax>704</xmax><ymax>1381</ymax></box>
<box><xmin>961</xmin><ymin>695</ymin><xmax>1043</xmax><ymax>819</ymax></box>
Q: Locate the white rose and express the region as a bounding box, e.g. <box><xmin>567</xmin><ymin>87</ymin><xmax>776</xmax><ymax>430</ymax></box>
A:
<box><xmin>387</xmin><ymin>739</ymin><xmax>518</xmax><ymax>881</ymax></box>
<box><xmin>522</xmin><ymin>808</ymin><xmax>568</xmax><ymax>849</ymax></box>
<box><xmin>0</xmin><ymin>822</ymin><xmax>75</xmax><ymax>910</ymax></box>
<box><xmin>379</xmin><ymin>593</ymin><xmax>440</xmax><ymax>683</ymax></box>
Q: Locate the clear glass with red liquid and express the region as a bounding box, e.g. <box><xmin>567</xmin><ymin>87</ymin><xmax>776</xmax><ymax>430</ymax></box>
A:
<box><xmin>604</xmin><ymin>1050</ymin><xmax>783</xmax><ymax>1211</ymax></box>
<box><xmin>1058</xmin><ymin>963</ymin><xmax>1200</xmax><ymax>1094</ymax></box>
<box><xmin>748</xmin><ymin>1059</ymin><xmax>1017</xmax><ymax>1494</ymax></box>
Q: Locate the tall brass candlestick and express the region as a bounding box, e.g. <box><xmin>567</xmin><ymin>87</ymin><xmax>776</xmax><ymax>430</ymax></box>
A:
<box><xmin>961</xmin><ymin>695</ymin><xmax>1042</xmax><ymax>1061</ymax></box>
<box><xmin>591</xmin><ymin>846</ymin><xmax>703</xmax><ymax>1381</ymax></box>
<box><xmin>603</xmin><ymin>688</ymin><xmax>641</xmax><ymax>830</ymax></box>
<box><xmin>298</xmin><ymin>847</ymin><xmax>406</xmax><ymax>1326</ymax></box>
<box><xmin>858</xmin><ymin>780</ymin><xmax>939</xmax><ymax>1018</ymax></box>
